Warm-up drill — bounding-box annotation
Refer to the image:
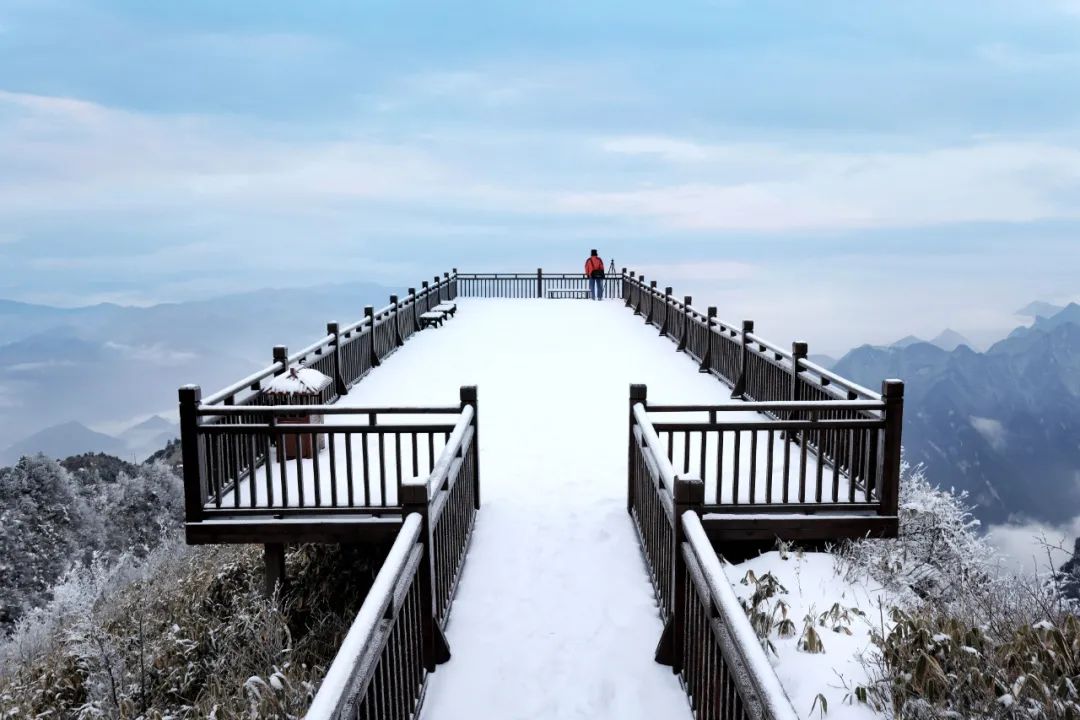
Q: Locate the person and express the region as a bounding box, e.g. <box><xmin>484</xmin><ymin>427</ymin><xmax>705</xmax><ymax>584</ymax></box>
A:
<box><xmin>584</xmin><ymin>249</ymin><xmax>605</xmax><ymax>300</ymax></box>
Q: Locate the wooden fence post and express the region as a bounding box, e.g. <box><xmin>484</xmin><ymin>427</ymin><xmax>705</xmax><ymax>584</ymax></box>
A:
<box><xmin>326</xmin><ymin>322</ymin><xmax>348</xmax><ymax>396</ymax></box>
<box><xmin>421</xmin><ymin>281</ymin><xmax>430</xmax><ymax>311</ymax></box>
<box><xmin>655</xmin><ymin>475</ymin><xmax>704</xmax><ymax>670</ymax></box>
<box><xmin>646</xmin><ymin>281</ymin><xmax>657</xmax><ymax>324</ymax></box>
<box><xmin>677</xmin><ymin>296</ymin><xmax>691</xmax><ymax>352</ymax></box>
<box><xmin>179</xmin><ymin>385</ymin><xmax>204</xmax><ymax>524</ymax></box>
<box><xmin>537</xmin><ymin>268</ymin><xmax>543</xmax><ymax>298</ymax></box>
<box><xmin>434</xmin><ymin>276</ymin><xmax>442</xmax><ymax>303</ymax></box>
<box><xmin>401</xmin><ymin>479</ymin><xmax>452</xmax><ymax>671</ymax></box>
<box><xmin>624</xmin><ymin>269</ymin><xmax>633</xmax><ymax>308</ymax></box>
<box><xmin>878</xmin><ymin>380</ymin><xmax>904</xmax><ymax>517</ymax></box>
<box><xmin>791</xmin><ymin>341</ymin><xmax>808</xmax><ymax>404</ymax></box>
<box><xmin>365</xmin><ymin>306</ymin><xmax>381</xmax><ymax>367</ymax></box>
<box><xmin>628</xmin><ymin>384</ymin><xmax>647</xmax><ymax>514</ymax></box>
<box><xmin>390</xmin><ymin>295</ymin><xmax>404</xmax><ymax>347</ymax></box>
<box><xmin>731</xmin><ymin>320</ymin><xmax>753</xmax><ymax>398</ymax></box>
<box><xmin>272</xmin><ymin>345</ymin><xmax>289</xmax><ymax>376</ymax></box>
<box><xmin>660</xmin><ymin>287</ymin><xmax>672</xmax><ymax>336</ymax></box>
<box><xmin>451</xmin><ymin>268</ymin><xmax>458</xmax><ymax>299</ymax></box>
<box><xmin>699</xmin><ymin>307</ymin><xmax>716</xmax><ymax>373</ymax></box>
<box><xmin>409</xmin><ymin>288</ymin><xmax>418</xmax><ymax>328</ymax></box>
<box><xmin>460</xmin><ymin>385</ymin><xmax>480</xmax><ymax>509</ymax></box>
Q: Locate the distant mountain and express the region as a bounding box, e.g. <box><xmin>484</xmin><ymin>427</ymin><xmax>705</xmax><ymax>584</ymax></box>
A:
<box><xmin>808</xmin><ymin>354</ymin><xmax>837</xmax><ymax>370</ymax></box>
<box><xmin>929</xmin><ymin>328</ymin><xmax>972</xmax><ymax>351</ymax></box>
<box><xmin>1017</xmin><ymin>301</ymin><xmax>1066</xmax><ymax>319</ymax></box>
<box><xmin>0</xmin><ymin>281</ymin><xmax>396</xmax><ymax>446</ymax></box>
<box><xmin>833</xmin><ymin>304</ymin><xmax>1080</xmax><ymax>525</ymax></box>
<box><xmin>891</xmin><ymin>335</ymin><xmax>925</xmax><ymax>348</ymax></box>
<box><xmin>889</xmin><ymin>330</ymin><xmax>972</xmax><ymax>352</ymax></box>
<box><xmin>1</xmin><ymin>421</ymin><xmax>128</xmax><ymax>466</ymax></box>
<box><xmin>119</xmin><ymin>416</ymin><xmax>179</xmax><ymax>461</ymax></box>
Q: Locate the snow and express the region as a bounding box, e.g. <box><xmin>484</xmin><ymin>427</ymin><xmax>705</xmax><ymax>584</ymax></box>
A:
<box><xmin>265</xmin><ymin>367</ymin><xmax>331</xmax><ymax>395</ymax></box>
<box><xmin>216</xmin><ymin>298</ymin><xmax>869</xmax><ymax>716</ymax></box>
<box><xmin>727</xmin><ymin>549</ymin><xmax>888</xmax><ymax>720</ymax></box>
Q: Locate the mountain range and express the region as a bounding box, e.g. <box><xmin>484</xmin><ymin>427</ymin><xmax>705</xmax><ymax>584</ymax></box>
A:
<box><xmin>0</xmin><ymin>281</ymin><xmax>396</xmax><ymax>458</ymax></box>
<box><xmin>0</xmin><ymin>416</ymin><xmax>178</xmax><ymax>466</ymax></box>
<box><xmin>833</xmin><ymin>302</ymin><xmax>1080</xmax><ymax>525</ymax></box>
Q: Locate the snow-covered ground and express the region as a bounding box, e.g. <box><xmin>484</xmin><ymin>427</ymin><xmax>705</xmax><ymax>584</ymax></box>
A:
<box><xmin>238</xmin><ymin>298</ymin><xmax>877</xmax><ymax>718</ymax></box>
<box><xmin>728</xmin><ymin>550</ymin><xmax>887</xmax><ymax>720</ymax></box>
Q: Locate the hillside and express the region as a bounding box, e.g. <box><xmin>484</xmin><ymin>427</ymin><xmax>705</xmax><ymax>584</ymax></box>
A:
<box><xmin>834</xmin><ymin>304</ymin><xmax>1080</xmax><ymax>524</ymax></box>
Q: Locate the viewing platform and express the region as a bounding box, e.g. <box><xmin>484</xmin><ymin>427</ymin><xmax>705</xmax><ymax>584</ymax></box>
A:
<box><xmin>177</xmin><ymin>269</ymin><xmax>903</xmax><ymax>719</ymax></box>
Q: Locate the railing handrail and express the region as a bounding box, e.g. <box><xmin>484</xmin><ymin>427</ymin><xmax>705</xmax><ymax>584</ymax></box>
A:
<box><xmin>633</xmin><ymin>403</ymin><xmax>678</xmax><ymax>494</ymax></box>
<box><xmin>201</xmin><ymin>363</ymin><xmax>285</xmax><ymax>407</ymax></box>
<box><xmin>681</xmin><ymin>510</ymin><xmax>800</xmax><ymax>720</ymax></box>
<box><xmin>646</xmin><ymin>400</ymin><xmax>885</xmax><ymax>413</ymax></box>
<box><xmin>800</xmin><ymin>359</ymin><xmax>881</xmax><ymax>401</ymax></box>
<box><xmin>423</xmin><ymin>405</ymin><xmax>475</xmax><ymax>495</ymax></box>
<box><xmin>305</xmin><ymin>513</ymin><xmax>423</xmax><ymax>720</ymax></box>
<box><xmin>196</xmin><ymin>404</ymin><xmax>462</xmax><ymax>417</ymax></box>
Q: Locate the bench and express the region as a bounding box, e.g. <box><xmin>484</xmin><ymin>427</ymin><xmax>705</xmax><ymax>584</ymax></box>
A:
<box><xmin>419</xmin><ymin>311</ymin><xmax>445</xmax><ymax>329</ymax></box>
<box><xmin>546</xmin><ymin>288</ymin><xmax>590</xmax><ymax>299</ymax></box>
<box><xmin>434</xmin><ymin>302</ymin><xmax>457</xmax><ymax>317</ymax></box>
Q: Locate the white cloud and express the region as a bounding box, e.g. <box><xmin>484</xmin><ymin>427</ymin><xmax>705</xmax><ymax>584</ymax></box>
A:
<box><xmin>970</xmin><ymin>416</ymin><xmax>1007</xmax><ymax>451</ymax></box>
<box><xmin>104</xmin><ymin>342</ymin><xmax>198</xmax><ymax>366</ymax></box>
<box><xmin>574</xmin><ymin>137</ymin><xmax>1080</xmax><ymax>231</ymax></box>
<box><xmin>986</xmin><ymin>516</ymin><xmax>1080</xmax><ymax>577</ymax></box>
<box><xmin>632</xmin><ymin>261</ymin><xmax>756</xmax><ymax>282</ymax></box>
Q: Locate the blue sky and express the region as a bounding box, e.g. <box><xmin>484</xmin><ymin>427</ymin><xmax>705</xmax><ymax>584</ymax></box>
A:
<box><xmin>1</xmin><ymin>0</ymin><xmax>1079</xmax><ymax>352</ymax></box>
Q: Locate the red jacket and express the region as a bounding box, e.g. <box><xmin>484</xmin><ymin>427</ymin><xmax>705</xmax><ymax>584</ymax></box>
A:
<box><xmin>585</xmin><ymin>256</ymin><xmax>604</xmax><ymax>277</ymax></box>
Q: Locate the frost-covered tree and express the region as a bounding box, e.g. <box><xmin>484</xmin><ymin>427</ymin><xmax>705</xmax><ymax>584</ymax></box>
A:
<box><xmin>0</xmin><ymin>456</ymin><xmax>95</xmax><ymax>627</ymax></box>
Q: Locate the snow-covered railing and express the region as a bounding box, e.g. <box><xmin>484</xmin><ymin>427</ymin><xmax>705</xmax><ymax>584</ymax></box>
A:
<box><xmin>629</xmin><ymin>380</ymin><xmax>900</xmax><ymax>711</ymax></box>
<box><xmin>180</xmin><ymin>389</ymin><xmax>478</xmax><ymax>523</ymax></box>
<box><xmin>305</xmin><ymin>389</ymin><xmax>480</xmax><ymax>720</ymax></box>
<box><xmin>621</xmin><ymin>273</ymin><xmax>886</xmax><ymax>405</ymax></box>
<box><xmin>630</xmin><ymin>389</ymin><xmax>901</xmax><ymax>517</ymax></box>
<box><xmin>305</xmin><ymin>513</ymin><xmax>427</xmax><ymax>720</ymax></box>
<box><xmin>677</xmin><ymin>510</ymin><xmax>800</xmax><ymax>720</ymax></box>
<box><xmin>194</xmin><ymin>271</ymin><xmax>457</xmax><ymax>409</ymax></box>
<box><xmin>630</xmin><ymin>400</ymin><xmax>801</xmax><ymax>718</ymax></box>
<box><xmin>455</xmin><ymin>270</ymin><xmax>624</xmax><ymax>299</ymax></box>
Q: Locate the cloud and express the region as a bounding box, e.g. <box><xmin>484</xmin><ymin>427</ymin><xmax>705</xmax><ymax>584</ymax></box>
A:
<box><xmin>566</xmin><ymin>137</ymin><xmax>1080</xmax><ymax>231</ymax></box>
<box><xmin>986</xmin><ymin>516</ymin><xmax>1080</xmax><ymax>577</ymax></box>
<box><xmin>632</xmin><ymin>261</ymin><xmax>756</xmax><ymax>282</ymax></box>
<box><xmin>104</xmin><ymin>342</ymin><xmax>198</xmax><ymax>366</ymax></box>
<box><xmin>970</xmin><ymin>416</ymin><xmax>1007</xmax><ymax>451</ymax></box>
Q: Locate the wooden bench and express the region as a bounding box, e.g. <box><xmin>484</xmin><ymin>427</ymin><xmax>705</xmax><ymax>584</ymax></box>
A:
<box><xmin>419</xmin><ymin>311</ymin><xmax>445</xmax><ymax>328</ymax></box>
<box><xmin>434</xmin><ymin>302</ymin><xmax>457</xmax><ymax>317</ymax></box>
<box><xmin>546</xmin><ymin>288</ymin><xmax>589</xmax><ymax>299</ymax></box>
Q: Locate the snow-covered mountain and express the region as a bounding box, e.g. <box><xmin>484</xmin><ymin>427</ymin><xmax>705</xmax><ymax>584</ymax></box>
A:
<box><xmin>834</xmin><ymin>303</ymin><xmax>1080</xmax><ymax>524</ymax></box>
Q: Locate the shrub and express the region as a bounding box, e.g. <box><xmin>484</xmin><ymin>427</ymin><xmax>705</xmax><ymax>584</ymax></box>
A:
<box><xmin>0</xmin><ymin>536</ymin><xmax>385</xmax><ymax>718</ymax></box>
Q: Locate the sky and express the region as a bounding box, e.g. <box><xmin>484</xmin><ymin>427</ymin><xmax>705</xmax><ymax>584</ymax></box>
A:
<box><xmin>1</xmin><ymin>0</ymin><xmax>1080</xmax><ymax>354</ymax></box>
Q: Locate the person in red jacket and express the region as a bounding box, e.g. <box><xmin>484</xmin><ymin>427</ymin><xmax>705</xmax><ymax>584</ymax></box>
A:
<box><xmin>584</xmin><ymin>249</ymin><xmax>605</xmax><ymax>300</ymax></box>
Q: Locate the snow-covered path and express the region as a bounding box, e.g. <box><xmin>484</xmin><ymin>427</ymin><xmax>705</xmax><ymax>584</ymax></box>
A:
<box><xmin>337</xmin><ymin>299</ymin><xmax>751</xmax><ymax>719</ymax></box>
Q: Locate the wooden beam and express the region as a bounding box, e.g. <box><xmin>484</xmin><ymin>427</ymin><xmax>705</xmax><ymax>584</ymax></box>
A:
<box><xmin>186</xmin><ymin>517</ymin><xmax>402</xmax><ymax>545</ymax></box>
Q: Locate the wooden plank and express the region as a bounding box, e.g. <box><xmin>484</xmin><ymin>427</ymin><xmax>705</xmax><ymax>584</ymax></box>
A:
<box><xmin>700</xmin><ymin>514</ymin><xmax>897</xmax><ymax>542</ymax></box>
<box><xmin>186</xmin><ymin>516</ymin><xmax>403</xmax><ymax>544</ymax></box>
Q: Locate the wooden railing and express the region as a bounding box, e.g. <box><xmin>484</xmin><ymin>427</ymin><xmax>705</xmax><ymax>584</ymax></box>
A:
<box><xmin>304</xmin><ymin>390</ymin><xmax>479</xmax><ymax>719</ymax></box>
<box><xmin>182</xmin><ymin>402</ymin><xmax>467</xmax><ymax>520</ymax></box>
<box><xmin>678</xmin><ymin>510</ymin><xmax>800</xmax><ymax>720</ymax></box>
<box><xmin>455</xmin><ymin>270</ymin><xmax>624</xmax><ymax>299</ymax></box>
<box><xmin>179</xmin><ymin>272</ymin><xmax>460</xmax><ymax>521</ymax></box>
<box><xmin>628</xmin><ymin>387</ymin><xmax>799</xmax><ymax>718</ymax></box>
